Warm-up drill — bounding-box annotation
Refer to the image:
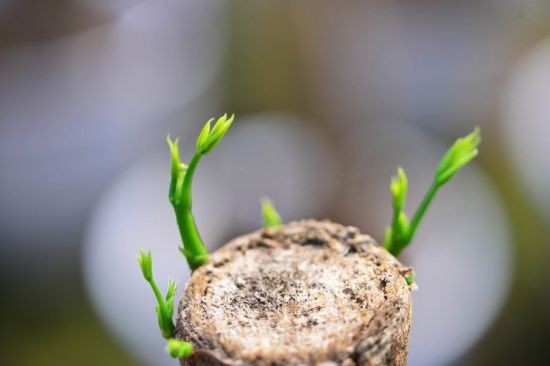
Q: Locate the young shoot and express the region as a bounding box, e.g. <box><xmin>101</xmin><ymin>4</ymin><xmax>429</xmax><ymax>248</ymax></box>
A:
<box><xmin>405</xmin><ymin>272</ymin><xmax>415</xmax><ymax>286</ymax></box>
<box><xmin>384</xmin><ymin>127</ymin><xmax>481</xmax><ymax>257</ymax></box>
<box><xmin>262</xmin><ymin>197</ymin><xmax>283</xmax><ymax>228</ymax></box>
<box><xmin>137</xmin><ymin>250</ymin><xmax>177</xmax><ymax>339</ymax></box>
<box><xmin>166</xmin><ymin>338</ymin><xmax>193</xmax><ymax>359</ymax></box>
<box><xmin>168</xmin><ymin>114</ymin><xmax>234</xmax><ymax>269</ymax></box>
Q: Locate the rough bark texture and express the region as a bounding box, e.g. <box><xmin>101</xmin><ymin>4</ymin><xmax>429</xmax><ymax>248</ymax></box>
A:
<box><xmin>177</xmin><ymin>220</ymin><xmax>415</xmax><ymax>366</ymax></box>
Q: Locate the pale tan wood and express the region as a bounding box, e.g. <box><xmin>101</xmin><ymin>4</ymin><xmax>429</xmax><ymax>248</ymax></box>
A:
<box><xmin>177</xmin><ymin>220</ymin><xmax>414</xmax><ymax>366</ymax></box>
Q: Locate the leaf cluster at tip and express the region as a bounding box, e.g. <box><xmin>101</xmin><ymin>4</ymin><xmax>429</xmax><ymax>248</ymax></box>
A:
<box><xmin>384</xmin><ymin>127</ymin><xmax>481</xmax><ymax>258</ymax></box>
<box><xmin>137</xmin><ymin>250</ymin><xmax>153</xmax><ymax>282</ymax></box>
<box><xmin>167</xmin><ymin>114</ymin><xmax>235</xmax><ymax>270</ymax></box>
<box><xmin>167</xmin><ymin>136</ymin><xmax>188</xmax><ymax>181</ymax></box>
<box><xmin>435</xmin><ymin>127</ymin><xmax>481</xmax><ymax>186</ymax></box>
<box><xmin>196</xmin><ymin>114</ymin><xmax>235</xmax><ymax>155</ymax></box>
<box><xmin>390</xmin><ymin>167</ymin><xmax>407</xmax><ymax>211</ymax></box>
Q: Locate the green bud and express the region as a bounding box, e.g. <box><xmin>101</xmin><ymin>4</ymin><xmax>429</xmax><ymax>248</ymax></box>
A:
<box><xmin>435</xmin><ymin>127</ymin><xmax>481</xmax><ymax>186</ymax></box>
<box><xmin>390</xmin><ymin>167</ymin><xmax>408</xmax><ymax>211</ymax></box>
<box><xmin>195</xmin><ymin>118</ymin><xmax>214</xmax><ymax>152</ymax></box>
<box><xmin>196</xmin><ymin>114</ymin><xmax>235</xmax><ymax>155</ymax></box>
<box><xmin>405</xmin><ymin>272</ymin><xmax>415</xmax><ymax>286</ymax></box>
<box><xmin>167</xmin><ymin>136</ymin><xmax>183</xmax><ymax>179</ymax></box>
<box><xmin>167</xmin><ymin>136</ymin><xmax>188</xmax><ymax>205</ymax></box>
<box><xmin>166</xmin><ymin>339</ymin><xmax>193</xmax><ymax>359</ymax></box>
<box><xmin>137</xmin><ymin>250</ymin><xmax>153</xmax><ymax>282</ymax></box>
<box><xmin>261</xmin><ymin>197</ymin><xmax>283</xmax><ymax>228</ymax></box>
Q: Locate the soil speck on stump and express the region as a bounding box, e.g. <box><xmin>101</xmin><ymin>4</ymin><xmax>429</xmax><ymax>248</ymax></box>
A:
<box><xmin>177</xmin><ymin>220</ymin><xmax>414</xmax><ymax>366</ymax></box>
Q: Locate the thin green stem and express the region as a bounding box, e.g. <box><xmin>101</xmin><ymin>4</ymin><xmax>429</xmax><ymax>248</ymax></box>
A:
<box><xmin>387</xmin><ymin>209</ymin><xmax>407</xmax><ymax>256</ymax></box>
<box><xmin>408</xmin><ymin>182</ymin><xmax>439</xmax><ymax>242</ymax></box>
<box><xmin>147</xmin><ymin>279</ymin><xmax>165</xmax><ymax>309</ymax></box>
<box><xmin>173</xmin><ymin>152</ymin><xmax>208</xmax><ymax>269</ymax></box>
<box><xmin>390</xmin><ymin>208</ymin><xmax>400</xmax><ymax>239</ymax></box>
<box><xmin>146</xmin><ymin>277</ymin><xmax>175</xmax><ymax>338</ymax></box>
<box><xmin>181</xmin><ymin>153</ymin><xmax>201</xmax><ymax>208</ymax></box>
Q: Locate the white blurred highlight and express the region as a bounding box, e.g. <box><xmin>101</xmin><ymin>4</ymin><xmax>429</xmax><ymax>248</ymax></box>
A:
<box><xmin>0</xmin><ymin>0</ymin><xmax>225</xmax><ymax>258</ymax></box>
<box><xmin>212</xmin><ymin>113</ymin><xmax>340</xmax><ymax>230</ymax></box>
<box><xmin>291</xmin><ymin>1</ymin><xmax>527</xmax><ymax>135</ymax></box>
<box><xmin>78</xmin><ymin>0</ymin><xmax>146</xmax><ymax>16</ymax></box>
<box><xmin>501</xmin><ymin>35</ymin><xmax>550</xmax><ymax>219</ymax></box>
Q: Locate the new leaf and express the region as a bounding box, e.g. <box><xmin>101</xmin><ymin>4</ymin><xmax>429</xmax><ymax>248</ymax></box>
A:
<box><xmin>384</xmin><ymin>127</ymin><xmax>481</xmax><ymax>257</ymax></box>
<box><xmin>262</xmin><ymin>197</ymin><xmax>283</xmax><ymax>228</ymax></box>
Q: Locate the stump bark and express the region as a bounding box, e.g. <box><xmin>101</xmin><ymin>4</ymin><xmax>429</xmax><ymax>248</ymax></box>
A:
<box><xmin>176</xmin><ymin>220</ymin><xmax>415</xmax><ymax>366</ymax></box>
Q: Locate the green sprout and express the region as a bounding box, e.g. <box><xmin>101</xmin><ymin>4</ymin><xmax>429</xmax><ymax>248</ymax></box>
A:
<box><xmin>166</xmin><ymin>338</ymin><xmax>193</xmax><ymax>359</ymax></box>
<box><xmin>262</xmin><ymin>197</ymin><xmax>283</xmax><ymax>228</ymax></box>
<box><xmin>405</xmin><ymin>272</ymin><xmax>415</xmax><ymax>286</ymax></box>
<box><xmin>168</xmin><ymin>114</ymin><xmax>234</xmax><ymax>269</ymax></box>
<box><xmin>384</xmin><ymin>127</ymin><xmax>481</xmax><ymax>257</ymax></box>
<box><xmin>137</xmin><ymin>250</ymin><xmax>177</xmax><ymax>339</ymax></box>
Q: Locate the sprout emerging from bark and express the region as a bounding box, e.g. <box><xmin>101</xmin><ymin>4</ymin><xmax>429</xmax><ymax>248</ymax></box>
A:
<box><xmin>137</xmin><ymin>250</ymin><xmax>177</xmax><ymax>339</ymax></box>
<box><xmin>136</xmin><ymin>115</ymin><xmax>234</xmax><ymax>359</ymax></box>
<box><xmin>262</xmin><ymin>197</ymin><xmax>283</xmax><ymax>228</ymax></box>
<box><xmin>168</xmin><ymin>114</ymin><xmax>235</xmax><ymax>269</ymax></box>
<box><xmin>166</xmin><ymin>339</ymin><xmax>193</xmax><ymax>359</ymax></box>
<box><xmin>384</xmin><ymin>127</ymin><xmax>481</xmax><ymax>257</ymax></box>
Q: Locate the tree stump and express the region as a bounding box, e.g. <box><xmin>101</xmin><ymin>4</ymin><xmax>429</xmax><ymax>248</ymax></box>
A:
<box><xmin>176</xmin><ymin>220</ymin><xmax>415</xmax><ymax>366</ymax></box>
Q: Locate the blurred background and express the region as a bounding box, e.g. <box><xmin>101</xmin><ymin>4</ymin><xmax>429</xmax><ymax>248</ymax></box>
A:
<box><xmin>1</xmin><ymin>1</ymin><xmax>549</xmax><ymax>365</ymax></box>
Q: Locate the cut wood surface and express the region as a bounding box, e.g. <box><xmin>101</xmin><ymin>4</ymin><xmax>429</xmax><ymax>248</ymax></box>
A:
<box><xmin>177</xmin><ymin>220</ymin><xmax>414</xmax><ymax>366</ymax></box>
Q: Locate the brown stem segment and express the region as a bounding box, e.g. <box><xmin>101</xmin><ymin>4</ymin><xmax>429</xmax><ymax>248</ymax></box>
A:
<box><xmin>177</xmin><ymin>220</ymin><xmax>415</xmax><ymax>366</ymax></box>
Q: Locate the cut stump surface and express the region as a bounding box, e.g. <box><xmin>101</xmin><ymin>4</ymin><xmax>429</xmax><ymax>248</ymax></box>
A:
<box><xmin>177</xmin><ymin>220</ymin><xmax>414</xmax><ymax>366</ymax></box>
